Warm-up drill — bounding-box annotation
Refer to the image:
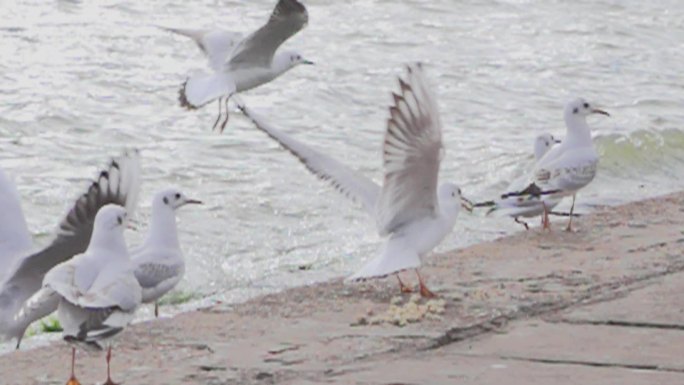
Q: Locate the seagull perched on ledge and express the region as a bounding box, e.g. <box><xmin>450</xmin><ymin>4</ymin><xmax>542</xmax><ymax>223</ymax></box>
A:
<box><xmin>19</xmin><ymin>205</ymin><xmax>141</xmax><ymax>385</ymax></box>
<box><xmin>0</xmin><ymin>151</ymin><xmax>141</xmax><ymax>349</ymax></box>
<box><xmin>238</xmin><ymin>64</ymin><xmax>473</xmax><ymax>297</ymax></box>
<box><xmin>499</xmin><ymin>98</ymin><xmax>609</xmax><ymax>231</ymax></box>
<box><xmin>167</xmin><ymin>0</ymin><xmax>313</xmax><ymax>132</ymax></box>
<box><xmin>131</xmin><ymin>188</ymin><xmax>202</xmax><ymax>317</ymax></box>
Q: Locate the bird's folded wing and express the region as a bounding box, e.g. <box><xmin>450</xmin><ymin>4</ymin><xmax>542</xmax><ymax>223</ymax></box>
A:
<box><xmin>76</xmin><ymin>270</ymin><xmax>141</xmax><ymax>312</ymax></box>
<box><xmin>228</xmin><ymin>0</ymin><xmax>308</xmax><ymax>68</ymax></box>
<box><xmin>134</xmin><ymin>261</ymin><xmax>183</xmax><ymax>289</ymax></box>
<box><xmin>376</xmin><ymin>64</ymin><xmax>443</xmax><ymax>236</ymax></box>
<box><xmin>533</xmin><ymin>148</ymin><xmax>599</xmax><ymax>194</ymax></box>
<box><xmin>59</xmin><ymin>300</ymin><xmax>133</xmax><ymax>350</ymax></box>
<box><xmin>238</xmin><ymin>103</ymin><xmax>380</xmax><ymax>215</ymax></box>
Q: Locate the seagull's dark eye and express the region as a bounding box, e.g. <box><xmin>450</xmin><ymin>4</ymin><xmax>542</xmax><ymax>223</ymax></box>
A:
<box><xmin>117</xmin><ymin>216</ymin><xmax>123</xmax><ymax>225</ymax></box>
<box><xmin>163</xmin><ymin>197</ymin><xmax>169</xmax><ymax>205</ymax></box>
<box><xmin>583</xmin><ymin>102</ymin><xmax>589</xmax><ymax>108</ymax></box>
<box><xmin>175</xmin><ymin>193</ymin><xmax>181</xmax><ymax>200</ymax></box>
<box><xmin>573</xmin><ymin>107</ymin><xmax>579</xmax><ymax>114</ymax></box>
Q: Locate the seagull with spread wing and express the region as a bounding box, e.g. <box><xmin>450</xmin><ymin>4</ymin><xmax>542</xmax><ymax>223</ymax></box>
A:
<box><xmin>168</xmin><ymin>0</ymin><xmax>313</xmax><ymax>132</ymax></box>
<box><xmin>238</xmin><ymin>64</ymin><xmax>472</xmax><ymax>297</ymax></box>
<box><xmin>18</xmin><ymin>205</ymin><xmax>141</xmax><ymax>385</ymax></box>
<box><xmin>0</xmin><ymin>151</ymin><xmax>141</xmax><ymax>349</ymax></box>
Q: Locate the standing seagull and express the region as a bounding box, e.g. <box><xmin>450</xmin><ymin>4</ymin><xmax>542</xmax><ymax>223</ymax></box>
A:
<box><xmin>1</xmin><ymin>151</ymin><xmax>141</xmax><ymax>349</ymax></box>
<box><xmin>131</xmin><ymin>188</ymin><xmax>202</xmax><ymax>317</ymax></box>
<box><xmin>18</xmin><ymin>205</ymin><xmax>141</xmax><ymax>385</ymax></box>
<box><xmin>172</xmin><ymin>0</ymin><xmax>313</xmax><ymax>132</ymax></box>
<box><xmin>238</xmin><ymin>64</ymin><xmax>473</xmax><ymax>297</ymax></box>
<box><xmin>508</xmin><ymin>98</ymin><xmax>609</xmax><ymax>231</ymax></box>
<box><xmin>475</xmin><ymin>133</ymin><xmax>563</xmax><ymax>229</ymax></box>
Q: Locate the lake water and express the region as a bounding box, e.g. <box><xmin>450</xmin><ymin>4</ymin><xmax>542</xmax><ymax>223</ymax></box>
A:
<box><xmin>1</xmin><ymin>0</ymin><xmax>683</xmax><ymax>330</ymax></box>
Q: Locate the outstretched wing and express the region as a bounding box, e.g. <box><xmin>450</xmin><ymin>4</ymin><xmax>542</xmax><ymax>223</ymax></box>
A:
<box><xmin>228</xmin><ymin>0</ymin><xmax>308</xmax><ymax>68</ymax></box>
<box><xmin>238</xmin><ymin>103</ymin><xmax>380</xmax><ymax>215</ymax></box>
<box><xmin>0</xmin><ymin>150</ymin><xmax>141</xmax><ymax>343</ymax></box>
<box><xmin>0</xmin><ymin>167</ymin><xmax>33</xmax><ymax>281</ymax></box>
<box><xmin>161</xmin><ymin>27</ymin><xmax>242</xmax><ymax>71</ymax></box>
<box><xmin>375</xmin><ymin>64</ymin><xmax>443</xmax><ymax>235</ymax></box>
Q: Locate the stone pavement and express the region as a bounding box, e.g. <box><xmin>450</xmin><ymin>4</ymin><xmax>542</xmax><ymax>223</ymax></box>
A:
<box><xmin>1</xmin><ymin>192</ymin><xmax>684</xmax><ymax>384</ymax></box>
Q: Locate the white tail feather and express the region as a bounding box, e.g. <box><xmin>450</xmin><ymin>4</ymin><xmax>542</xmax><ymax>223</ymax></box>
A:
<box><xmin>347</xmin><ymin>239</ymin><xmax>421</xmax><ymax>281</ymax></box>
<box><xmin>179</xmin><ymin>72</ymin><xmax>236</xmax><ymax>109</ymax></box>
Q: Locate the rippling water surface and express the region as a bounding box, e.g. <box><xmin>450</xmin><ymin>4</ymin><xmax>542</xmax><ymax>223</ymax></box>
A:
<box><xmin>1</xmin><ymin>0</ymin><xmax>683</xmax><ymax>318</ymax></box>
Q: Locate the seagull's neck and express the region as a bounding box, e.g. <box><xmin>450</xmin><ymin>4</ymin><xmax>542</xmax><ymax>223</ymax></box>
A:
<box><xmin>271</xmin><ymin>54</ymin><xmax>295</xmax><ymax>77</ymax></box>
<box><xmin>87</xmin><ymin>227</ymin><xmax>128</xmax><ymax>259</ymax></box>
<box><xmin>534</xmin><ymin>142</ymin><xmax>549</xmax><ymax>161</ymax></box>
<box><xmin>437</xmin><ymin>196</ymin><xmax>460</xmax><ymax>229</ymax></box>
<box><xmin>143</xmin><ymin>204</ymin><xmax>180</xmax><ymax>250</ymax></box>
<box><xmin>563</xmin><ymin>114</ymin><xmax>593</xmax><ymax>148</ymax></box>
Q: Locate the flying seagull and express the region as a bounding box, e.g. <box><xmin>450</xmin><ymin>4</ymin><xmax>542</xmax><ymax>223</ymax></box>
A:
<box><xmin>168</xmin><ymin>0</ymin><xmax>313</xmax><ymax>132</ymax></box>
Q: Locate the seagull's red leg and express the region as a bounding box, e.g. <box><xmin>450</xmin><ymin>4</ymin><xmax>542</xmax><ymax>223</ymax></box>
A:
<box><xmin>396</xmin><ymin>274</ymin><xmax>413</xmax><ymax>293</ymax></box>
<box><xmin>211</xmin><ymin>97</ymin><xmax>224</xmax><ymax>132</ymax></box>
<box><xmin>566</xmin><ymin>194</ymin><xmax>576</xmax><ymax>232</ymax></box>
<box><xmin>66</xmin><ymin>348</ymin><xmax>80</xmax><ymax>385</ymax></box>
<box><xmin>219</xmin><ymin>96</ymin><xmax>231</xmax><ymax>133</ymax></box>
<box><xmin>542</xmin><ymin>202</ymin><xmax>551</xmax><ymax>231</ymax></box>
<box><xmin>103</xmin><ymin>346</ymin><xmax>119</xmax><ymax>385</ymax></box>
<box><xmin>416</xmin><ymin>269</ymin><xmax>436</xmax><ymax>298</ymax></box>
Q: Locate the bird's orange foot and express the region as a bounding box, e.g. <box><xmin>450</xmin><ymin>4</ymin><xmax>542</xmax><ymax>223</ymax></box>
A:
<box><xmin>419</xmin><ymin>283</ymin><xmax>437</xmax><ymax>298</ymax></box>
<box><xmin>103</xmin><ymin>379</ymin><xmax>120</xmax><ymax>385</ymax></box>
<box><xmin>396</xmin><ymin>275</ymin><xmax>413</xmax><ymax>294</ymax></box>
<box><xmin>399</xmin><ymin>282</ymin><xmax>413</xmax><ymax>294</ymax></box>
<box><xmin>66</xmin><ymin>375</ymin><xmax>81</xmax><ymax>385</ymax></box>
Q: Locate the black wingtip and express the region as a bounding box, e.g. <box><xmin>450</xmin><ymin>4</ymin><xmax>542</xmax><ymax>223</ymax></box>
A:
<box><xmin>178</xmin><ymin>79</ymin><xmax>197</xmax><ymax>110</ymax></box>
<box><xmin>473</xmin><ymin>200</ymin><xmax>496</xmax><ymax>208</ymax></box>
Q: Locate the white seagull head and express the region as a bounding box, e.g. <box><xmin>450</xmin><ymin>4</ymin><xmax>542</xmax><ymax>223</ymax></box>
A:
<box><xmin>154</xmin><ymin>188</ymin><xmax>202</xmax><ymax>212</ymax></box>
<box><xmin>439</xmin><ymin>183</ymin><xmax>473</xmax><ymax>215</ymax></box>
<box><xmin>534</xmin><ymin>133</ymin><xmax>561</xmax><ymax>160</ymax></box>
<box><xmin>96</xmin><ymin>204</ymin><xmax>128</xmax><ymax>231</ymax></box>
<box><xmin>276</xmin><ymin>49</ymin><xmax>314</xmax><ymax>71</ymax></box>
<box><xmin>565</xmin><ymin>98</ymin><xmax>610</xmax><ymax>120</ymax></box>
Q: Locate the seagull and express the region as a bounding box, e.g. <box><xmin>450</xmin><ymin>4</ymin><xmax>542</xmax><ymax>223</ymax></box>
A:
<box><xmin>237</xmin><ymin>64</ymin><xmax>473</xmax><ymax>297</ymax></box>
<box><xmin>504</xmin><ymin>98</ymin><xmax>609</xmax><ymax>231</ymax></box>
<box><xmin>534</xmin><ymin>133</ymin><xmax>561</xmax><ymax>161</ymax></box>
<box><xmin>170</xmin><ymin>0</ymin><xmax>313</xmax><ymax>132</ymax></box>
<box><xmin>0</xmin><ymin>151</ymin><xmax>141</xmax><ymax>349</ymax></box>
<box><xmin>131</xmin><ymin>188</ymin><xmax>202</xmax><ymax>317</ymax></box>
<box><xmin>474</xmin><ymin>133</ymin><xmax>563</xmax><ymax>230</ymax></box>
<box><xmin>18</xmin><ymin>205</ymin><xmax>141</xmax><ymax>385</ymax></box>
